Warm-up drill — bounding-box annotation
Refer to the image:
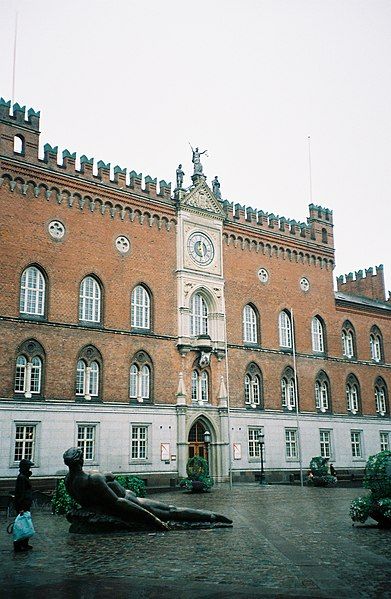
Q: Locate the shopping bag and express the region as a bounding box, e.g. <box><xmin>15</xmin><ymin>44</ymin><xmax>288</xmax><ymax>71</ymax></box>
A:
<box><xmin>12</xmin><ymin>511</ymin><xmax>35</xmax><ymax>542</ymax></box>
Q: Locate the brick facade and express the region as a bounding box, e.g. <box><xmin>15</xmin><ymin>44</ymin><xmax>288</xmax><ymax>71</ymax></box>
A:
<box><xmin>0</xmin><ymin>97</ymin><xmax>390</xmax><ymax>484</ymax></box>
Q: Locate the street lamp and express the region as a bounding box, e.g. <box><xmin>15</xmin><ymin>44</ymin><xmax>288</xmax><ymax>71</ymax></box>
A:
<box><xmin>257</xmin><ymin>431</ymin><xmax>266</xmax><ymax>485</ymax></box>
<box><xmin>204</xmin><ymin>430</ymin><xmax>211</xmax><ymax>476</ymax></box>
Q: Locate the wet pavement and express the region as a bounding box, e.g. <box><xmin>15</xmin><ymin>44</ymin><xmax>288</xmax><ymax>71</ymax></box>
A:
<box><xmin>1</xmin><ymin>485</ymin><xmax>390</xmax><ymax>598</ymax></box>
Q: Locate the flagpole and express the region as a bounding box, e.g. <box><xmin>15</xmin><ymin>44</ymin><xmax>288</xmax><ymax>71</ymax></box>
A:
<box><xmin>307</xmin><ymin>135</ymin><xmax>313</xmax><ymax>204</ymax></box>
<box><xmin>291</xmin><ymin>308</ymin><xmax>304</xmax><ymax>487</ymax></box>
<box><xmin>12</xmin><ymin>12</ymin><xmax>18</xmax><ymax>106</ymax></box>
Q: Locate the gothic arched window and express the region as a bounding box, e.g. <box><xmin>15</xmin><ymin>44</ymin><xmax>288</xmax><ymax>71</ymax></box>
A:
<box><xmin>281</xmin><ymin>366</ymin><xmax>296</xmax><ymax>410</ymax></box>
<box><xmin>311</xmin><ymin>316</ymin><xmax>325</xmax><ymax>353</ymax></box>
<box><xmin>346</xmin><ymin>374</ymin><xmax>361</xmax><ymax>415</ymax></box>
<box><xmin>370</xmin><ymin>326</ymin><xmax>383</xmax><ymax>363</ymax></box>
<box><xmin>279</xmin><ymin>310</ymin><xmax>292</xmax><ymax>348</ymax></box>
<box><xmin>129</xmin><ymin>351</ymin><xmax>153</xmax><ymax>403</ymax></box>
<box><xmin>131</xmin><ymin>285</ymin><xmax>151</xmax><ymax>330</ymax></box>
<box><xmin>315</xmin><ymin>371</ymin><xmax>331</xmax><ymax>412</ymax></box>
<box><xmin>342</xmin><ymin>320</ymin><xmax>356</xmax><ymax>359</ymax></box>
<box><xmin>14</xmin><ymin>339</ymin><xmax>45</xmax><ymax>399</ymax></box>
<box><xmin>79</xmin><ymin>276</ymin><xmax>102</xmax><ymax>323</ymax></box>
<box><xmin>20</xmin><ymin>265</ymin><xmax>46</xmax><ymax>317</ymax></box>
<box><xmin>375</xmin><ymin>377</ymin><xmax>388</xmax><ymax>416</ymax></box>
<box><xmin>75</xmin><ymin>346</ymin><xmax>102</xmax><ymax>401</ymax></box>
<box><xmin>191</xmin><ymin>369</ymin><xmax>209</xmax><ymax>403</ymax></box>
<box><xmin>243</xmin><ymin>304</ymin><xmax>259</xmax><ymax>344</ymax></box>
<box><xmin>190</xmin><ymin>293</ymin><xmax>208</xmax><ymax>336</ymax></box>
<box><xmin>244</xmin><ymin>363</ymin><xmax>263</xmax><ymax>408</ymax></box>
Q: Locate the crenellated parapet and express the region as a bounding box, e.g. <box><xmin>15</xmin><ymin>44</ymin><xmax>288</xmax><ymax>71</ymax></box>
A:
<box><xmin>0</xmin><ymin>96</ymin><xmax>172</xmax><ymax>202</ymax></box>
<box><xmin>337</xmin><ymin>264</ymin><xmax>386</xmax><ymax>302</ymax></box>
<box><xmin>0</xmin><ymin>98</ymin><xmax>40</xmax><ymax>130</ymax></box>
<box><xmin>221</xmin><ymin>199</ymin><xmax>334</xmax><ymax>248</ymax></box>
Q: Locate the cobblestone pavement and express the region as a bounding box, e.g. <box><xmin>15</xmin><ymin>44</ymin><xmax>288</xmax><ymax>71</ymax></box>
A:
<box><xmin>1</xmin><ymin>485</ymin><xmax>390</xmax><ymax>598</ymax></box>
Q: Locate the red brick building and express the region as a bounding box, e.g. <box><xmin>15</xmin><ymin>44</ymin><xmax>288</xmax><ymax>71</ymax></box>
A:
<box><xmin>0</xmin><ymin>97</ymin><xmax>390</xmax><ymax>485</ymax></box>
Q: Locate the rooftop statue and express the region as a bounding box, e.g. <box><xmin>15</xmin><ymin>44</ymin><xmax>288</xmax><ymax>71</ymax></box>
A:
<box><xmin>212</xmin><ymin>176</ymin><xmax>221</xmax><ymax>199</ymax></box>
<box><xmin>190</xmin><ymin>144</ymin><xmax>208</xmax><ymax>175</ymax></box>
<box><xmin>176</xmin><ymin>164</ymin><xmax>184</xmax><ymax>190</ymax></box>
<box><xmin>63</xmin><ymin>447</ymin><xmax>232</xmax><ymax>531</ymax></box>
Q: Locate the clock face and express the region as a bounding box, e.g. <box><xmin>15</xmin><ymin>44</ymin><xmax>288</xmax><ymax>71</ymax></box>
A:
<box><xmin>187</xmin><ymin>232</ymin><xmax>215</xmax><ymax>266</ymax></box>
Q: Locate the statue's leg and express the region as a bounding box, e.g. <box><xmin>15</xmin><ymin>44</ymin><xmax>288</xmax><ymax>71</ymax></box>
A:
<box><xmin>137</xmin><ymin>498</ymin><xmax>231</xmax><ymax>524</ymax></box>
<box><xmin>112</xmin><ymin>497</ymin><xmax>169</xmax><ymax>530</ymax></box>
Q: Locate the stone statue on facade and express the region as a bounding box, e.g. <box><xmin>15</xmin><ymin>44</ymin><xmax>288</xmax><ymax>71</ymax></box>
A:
<box><xmin>212</xmin><ymin>176</ymin><xmax>221</xmax><ymax>199</ymax></box>
<box><xmin>63</xmin><ymin>447</ymin><xmax>232</xmax><ymax>532</ymax></box>
<box><xmin>190</xmin><ymin>144</ymin><xmax>208</xmax><ymax>175</ymax></box>
<box><xmin>176</xmin><ymin>164</ymin><xmax>184</xmax><ymax>190</ymax></box>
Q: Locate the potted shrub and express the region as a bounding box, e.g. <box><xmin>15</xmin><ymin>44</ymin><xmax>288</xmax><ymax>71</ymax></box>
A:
<box><xmin>306</xmin><ymin>456</ymin><xmax>337</xmax><ymax>487</ymax></box>
<box><xmin>180</xmin><ymin>456</ymin><xmax>213</xmax><ymax>493</ymax></box>
<box><xmin>350</xmin><ymin>450</ymin><xmax>391</xmax><ymax>528</ymax></box>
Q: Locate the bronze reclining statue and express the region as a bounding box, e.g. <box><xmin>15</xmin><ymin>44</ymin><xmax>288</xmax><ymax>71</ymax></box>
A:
<box><xmin>63</xmin><ymin>447</ymin><xmax>232</xmax><ymax>531</ymax></box>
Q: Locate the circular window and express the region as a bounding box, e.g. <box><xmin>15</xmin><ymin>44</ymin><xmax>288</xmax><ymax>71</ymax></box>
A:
<box><xmin>300</xmin><ymin>277</ymin><xmax>310</xmax><ymax>292</ymax></box>
<box><xmin>48</xmin><ymin>220</ymin><xmax>65</xmax><ymax>240</ymax></box>
<box><xmin>258</xmin><ymin>268</ymin><xmax>269</xmax><ymax>283</ymax></box>
<box><xmin>115</xmin><ymin>236</ymin><xmax>130</xmax><ymax>254</ymax></box>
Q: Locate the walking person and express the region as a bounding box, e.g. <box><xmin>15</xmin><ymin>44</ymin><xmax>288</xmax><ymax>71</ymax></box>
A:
<box><xmin>14</xmin><ymin>459</ymin><xmax>34</xmax><ymax>552</ymax></box>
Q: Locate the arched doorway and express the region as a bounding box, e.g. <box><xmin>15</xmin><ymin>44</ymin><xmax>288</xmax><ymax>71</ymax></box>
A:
<box><xmin>188</xmin><ymin>420</ymin><xmax>208</xmax><ymax>460</ymax></box>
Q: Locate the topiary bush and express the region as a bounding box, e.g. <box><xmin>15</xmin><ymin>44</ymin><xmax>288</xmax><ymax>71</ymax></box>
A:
<box><xmin>350</xmin><ymin>450</ymin><xmax>391</xmax><ymax>527</ymax></box>
<box><xmin>114</xmin><ymin>474</ymin><xmax>146</xmax><ymax>498</ymax></box>
<box><xmin>306</xmin><ymin>456</ymin><xmax>337</xmax><ymax>487</ymax></box>
<box><xmin>52</xmin><ymin>474</ymin><xmax>146</xmax><ymax>515</ymax></box>
<box><xmin>180</xmin><ymin>456</ymin><xmax>213</xmax><ymax>493</ymax></box>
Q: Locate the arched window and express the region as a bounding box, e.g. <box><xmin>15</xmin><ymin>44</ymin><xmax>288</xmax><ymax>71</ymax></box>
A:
<box><xmin>14</xmin><ymin>339</ymin><xmax>45</xmax><ymax>398</ymax></box>
<box><xmin>321</xmin><ymin>228</ymin><xmax>328</xmax><ymax>243</ymax></box>
<box><xmin>79</xmin><ymin>276</ymin><xmax>101</xmax><ymax>323</ymax></box>
<box><xmin>342</xmin><ymin>321</ymin><xmax>355</xmax><ymax>358</ymax></box>
<box><xmin>75</xmin><ymin>346</ymin><xmax>102</xmax><ymax>400</ymax></box>
<box><xmin>244</xmin><ymin>363</ymin><xmax>263</xmax><ymax>408</ymax></box>
<box><xmin>243</xmin><ymin>304</ymin><xmax>258</xmax><ymax>344</ymax></box>
<box><xmin>375</xmin><ymin>377</ymin><xmax>388</xmax><ymax>416</ymax></box>
<box><xmin>190</xmin><ymin>293</ymin><xmax>208</xmax><ymax>336</ymax></box>
<box><xmin>370</xmin><ymin>326</ymin><xmax>383</xmax><ymax>362</ymax></box>
<box><xmin>14</xmin><ymin>134</ymin><xmax>25</xmax><ymax>154</ymax></box>
<box><xmin>314</xmin><ymin>371</ymin><xmax>331</xmax><ymax>412</ymax></box>
<box><xmin>311</xmin><ymin>316</ymin><xmax>325</xmax><ymax>353</ymax></box>
<box><xmin>281</xmin><ymin>366</ymin><xmax>296</xmax><ymax>410</ymax></box>
<box><xmin>20</xmin><ymin>266</ymin><xmax>46</xmax><ymax>316</ymax></box>
<box><xmin>278</xmin><ymin>311</ymin><xmax>292</xmax><ymax>348</ymax></box>
<box><xmin>346</xmin><ymin>374</ymin><xmax>361</xmax><ymax>415</ymax></box>
<box><xmin>191</xmin><ymin>369</ymin><xmax>209</xmax><ymax>403</ymax></box>
<box><xmin>129</xmin><ymin>351</ymin><xmax>153</xmax><ymax>403</ymax></box>
<box><xmin>131</xmin><ymin>285</ymin><xmax>151</xmax><ymax>330</ymax></box>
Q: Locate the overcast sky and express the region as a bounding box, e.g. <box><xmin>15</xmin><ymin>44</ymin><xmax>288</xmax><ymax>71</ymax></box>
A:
<box><xmin>1</xmin><ymin>0</ymin><xmax>390</xmax><ymax>293</ymax></box>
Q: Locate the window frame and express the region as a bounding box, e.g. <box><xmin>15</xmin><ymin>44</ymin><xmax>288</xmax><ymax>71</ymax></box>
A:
<box><xmin>79</xmin><ymin>275</ymin><xmax>102</xmax><ymax>325</ymax></box>
<box><xmin>19</xmin><ymin>265</ymin><xmax>46</xmax><ymax>319</ymax></box>
<box><xmin>76</xmin><ymin>423</ymin><xmax>98</xmax><ymax>463</ymax></box>
<box><xmin>370</xmin><ymin>326</ymin><xmax>383</xmax><ymax>363</ymax></box>
<box><xmin>319</xmin><ymin>429</ymin><xmax>333</xmax><ymax>459</ymax></box>
<box><xmin>341</xmin><ymin>320</ymin><xmax>356</xmax><ymax>359</ymax></box>
<box><xmin>191</xmin><ymin>368</ymin><xmax>209</xmax><ymax>404</ymax></box>
<box><xmin>281</xmin><ymin>367</ymin><xmax>296</xmax><ymax>411</ymax></box>
<box><xmin>129</xmin><ymin>423</ymin><xmax>152</xmax><ymax>464</ymax></box>
<box><xmin>311</xmin><ymin>316</ymin><xmax>325</xmax><ymax>353</ymax></box>
<box><xmin>243</xmin><ymin>304</ymin><xmax>259</xmax><ymax>345</ymax></box>
<box><xmin>244</xmin><ymin>363</ymin><xmax>263</xmax><ymax>409</ymax></box>
<box><xmin>75</xmin><ymin>346</ymin><xmax>102</xmax><ymax>402</ymax></box>
<box><xmin>248</xmin><ymin>427</ymin><xmax>264</xmax><ymax>461</ymax></box>
<box><xmin>131</xmin><ymin>284</ymin><xmax>151</xmax><ymax>331</ymax></box>
<box><xmin>190</xmin><ymin>292</ymin><xmax>208</xmax><ymax>337</ymax></box>
<box><xmin>380</xmin><ymin>431</ymin><xmax>390</xmax><ymax>452</ymax></box>
<box><xmin>13</xmin><ymin>340</ymin><xmax>45</xmax><ymax>399</ymax></box>
<box><xmin>346</xmin><ymin>374</ymin><xmax>361</xmax><ymax>415</ymax></box>
<box><xmin>285</xmin><ymin>428</ymin><xmax>299</xmax><ymax>461</ymax></box>
<box><xmin>278</xmin><ymin>310</ymin><xmax>292</xmax><ymax>349</ymax></box>
<box><xmin>129</xmin><ymin>351</ymin><xmax>153</xmax><ymax>403</ymax></box>
<box><xmin>11</xmin><ymin>421</ymin><xmax>40</xmax><ymax>467</ymax></box>
<box><xmin>375</xmin><ymin>377</ymin><xmax>388</xmax><ymax>416</ymax></box>
<box><xmin>350</xmin><ymin>430</ymin><xmax>364</xmax><ymax>460</ymax></box>
<box><xmin>314</xmin><ymin>371</ymin><xmax>331</xmax><ymax>413</ymax></box>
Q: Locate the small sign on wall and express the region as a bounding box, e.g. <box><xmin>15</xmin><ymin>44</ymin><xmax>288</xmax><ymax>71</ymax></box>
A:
<box><xmin>161</xmin><ymin>443</ymin><xmax>170</xmax><ymax>461</ymax></box>
<box><xmin>233</xmin><ymin>443</ymin><xmax>242</xmax><ymax>460</ymax></box>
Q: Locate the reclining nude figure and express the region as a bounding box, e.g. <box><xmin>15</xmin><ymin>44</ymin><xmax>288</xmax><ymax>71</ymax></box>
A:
<box><xmin>63</xmin><ymin>448</ymin><xmax>232</xmax><ymax>531</ymax></box>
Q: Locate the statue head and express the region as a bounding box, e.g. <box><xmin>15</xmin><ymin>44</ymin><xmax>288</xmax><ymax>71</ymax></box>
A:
<box><xmin>178</xmin><ymin>164</ymin><xmax>182</xmax><ymax>169</ymax></box>
<box><xmin>63</xmin><ymin>447</ymin><xmax>84</xmax><ymax>467</ymax></box>
<box><xmin>195</xmin><ymin>147</ymin><xmax>199</xmax><ymax>152</ymax></box>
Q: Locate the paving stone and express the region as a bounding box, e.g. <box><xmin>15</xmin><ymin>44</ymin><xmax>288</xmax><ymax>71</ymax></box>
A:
<box><xmin>1</xmin><ymin>485</ymin><xmax>390</xmax><ymax>598</ymax></box>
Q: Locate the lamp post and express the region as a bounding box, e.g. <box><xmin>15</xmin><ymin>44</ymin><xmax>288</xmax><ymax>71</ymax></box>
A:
<box><xmin>257</xmin><ymin>431</ymin><xmax>266</xmax><ymax>485</ymax></box>
<box><xmin>204</xmin><ymin>430</ymin><xmax>211</xmax><ymax>476</ymax></box>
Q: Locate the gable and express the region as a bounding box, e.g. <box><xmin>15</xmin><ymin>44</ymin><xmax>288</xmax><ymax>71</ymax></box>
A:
<box><xmin>179</xmin><ymin>181</ymin><xmax>225</xmax><ymax>218</ymax></box>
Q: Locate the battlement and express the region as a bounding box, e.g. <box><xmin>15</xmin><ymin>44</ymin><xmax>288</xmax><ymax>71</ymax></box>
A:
<box><xmin>222</xmin><ymin>200</ymin><xmax>334</xmax><ymax>248</ymax></box>
<box><xmin>0</xmin><ymin>96</ymin><xmax>172</xmax><ymax>201</ymax></box>
<box><xmin>336</xmin><ymin>264</ymin><xmax>387</xmax><ymax>302</ymax></box>
<box><xmin>0</xmin><ymin>98</ymin><xmax>40</xmax><ymax>131</ymax></box>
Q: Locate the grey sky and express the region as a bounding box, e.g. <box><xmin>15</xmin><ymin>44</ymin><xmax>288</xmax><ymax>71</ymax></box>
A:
<box><xmin>1</xmin><ymin>0</ymin><xmax>390</xmax><ymax>292</ymax></box>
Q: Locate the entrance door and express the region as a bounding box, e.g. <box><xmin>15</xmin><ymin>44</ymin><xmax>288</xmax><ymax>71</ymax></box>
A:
<box><xmin>188</xmin><ymin>421</ymin><xmax>208</xmax><ymax>460</ymax></box>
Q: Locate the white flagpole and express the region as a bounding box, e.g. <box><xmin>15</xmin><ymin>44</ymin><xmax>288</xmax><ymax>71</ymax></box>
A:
<box><xmin>12</xmin><ymin>12</ymin><xmax>18</xmax><ymax>106</ymax></box>
<box><xmin>291</xmin><ymin>308</ymin><xmax>304</xmax><ymax>487</ymax></box>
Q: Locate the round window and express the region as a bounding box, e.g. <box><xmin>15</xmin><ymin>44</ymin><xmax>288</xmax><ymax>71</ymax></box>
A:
<box><xmin>258</xmin><ymin>268</ymin><xmax>269</xmax><ymax>283</ymax></box>
<box><xmin>300</xmin><ymin>277</ymin><xmax>310</xmax><ymax>292</ymax></box>
<box><xmin>48</xmin><ymin>220</ymin><xmax>65</xmax><ymax>240</ymax></box>
<box><xmin>115</xmin><ymin>235</ymin><xmax>130</xmax><ymax>254</ymax></box>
